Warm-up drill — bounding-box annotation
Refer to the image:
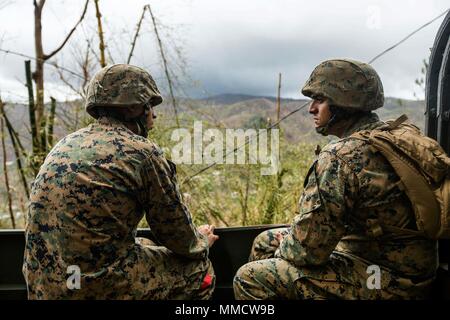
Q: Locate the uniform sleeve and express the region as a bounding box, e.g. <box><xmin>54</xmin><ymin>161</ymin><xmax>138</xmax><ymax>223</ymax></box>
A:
<box><xmin>138</xmin><ymin>148</ymin><xmax>208</xmax><ymax>260</ymax></box>
<box><xmin>275</xmin><ymin>150</ymin><xmax>358</xmax><ymax>267</ymax></box>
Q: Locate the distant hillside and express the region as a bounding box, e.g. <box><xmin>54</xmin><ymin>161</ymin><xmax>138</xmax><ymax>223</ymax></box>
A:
<box><xmin>0</xmin><ymin>94</ymin><xmax>427</xmax><ymax>160</ymax></box>
<box><xmin>201</xmin><ymin>93</ymin><xmax>300</xmax><ymax>105</ymax></box>
<box><xmin>179</xmin><ymin>94</ymin><xmax>426</xmax><ymax>144</ymax></box>
<box><xmin>0</xmin><ymin>93</ymin><xmax>429</xmax><ymax>208</ymax></box>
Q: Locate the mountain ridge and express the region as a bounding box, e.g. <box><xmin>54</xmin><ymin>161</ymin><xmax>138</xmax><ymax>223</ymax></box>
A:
<box><xmin>0</xmin><ymin>93</ymin><xmax>426</xmax><ymax>151</ymax></box>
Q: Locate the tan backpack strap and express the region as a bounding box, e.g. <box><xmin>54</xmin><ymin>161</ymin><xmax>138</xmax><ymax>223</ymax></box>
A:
<box><xmin>364</xmin><ymin>219</ymin><xmax>424</xmax><ymax>238</ymax></box>
<box><xmin>381</xmin><ymin>224</ymin><xmax>425</xmax><ymax>237</ymax></box>
<box><xmin>368</xmin><ymin>139</ymin><xmax>440</xmax><ymax>238</ymax></box>
<box><xmin>380</xmin><ymin>114</ymin><xmax>408</xmax><ymax>131</ymax></box>
<box><xmin>341</xmin><ymin>218</ymin><xmax>426</xmax><ymax>242</ymax></box>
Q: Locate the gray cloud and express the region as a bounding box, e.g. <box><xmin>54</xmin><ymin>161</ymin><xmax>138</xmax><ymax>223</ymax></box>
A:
<box><xmin>0</xmin><ymin>0</ymin><xmax>448</xmax><ymax>102</ymax></box>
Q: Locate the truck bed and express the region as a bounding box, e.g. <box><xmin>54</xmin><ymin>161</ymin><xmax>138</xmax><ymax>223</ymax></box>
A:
<box><xmin>1</xmin><ymin>226</ymin><xmax>449</xmax><ymax>300</ymax></box>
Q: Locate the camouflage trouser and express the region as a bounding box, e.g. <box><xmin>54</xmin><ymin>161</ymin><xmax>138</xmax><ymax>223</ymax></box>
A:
<box><xmin>233</xmin><ymin>228</ymin><xmax>321</xmax><ymax>300</ymax></box>
<box><xmin>24</xmin><ymin>237</ymin><xmax>214</xmax><ymax>300</ymax></box>
<box><xmin>233</xmin><ymin>228</ymin><xmax>436</xmax><ymax>300</ymax></box>
<box><xmin>135</xmin><ymin>237</ymin><xmax>215</xmax><ymax>300</ymax></box>
<box><xmin>233</xmin><ymin>228</ymin><xmax>371</xmax><ymax>300</ymax></box>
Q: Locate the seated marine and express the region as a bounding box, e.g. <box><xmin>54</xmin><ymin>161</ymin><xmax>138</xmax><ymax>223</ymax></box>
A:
<box><xmin>233</xmin><ymin>59</ymin><xmax>439</xmax><ymax>300</ymax></box>
<box><xmin>23</xmin><ymin>64</ymin><xmax>219</xmax><ymax>300</ymax></box>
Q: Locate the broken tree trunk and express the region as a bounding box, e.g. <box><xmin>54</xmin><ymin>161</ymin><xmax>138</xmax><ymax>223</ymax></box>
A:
<box><xmin>0</xmin><ymin>100</ymin><xmax>16</xmax><ymax>228</ymax></box>
<box><xmin>148</xmin><ymin>4</ymin><xmax>180</xmax><ymax>128</ymax></box>
<box><xmin>47</xmin><ymin>97</ymin><xmax>56</xmax><ymax>149</ymax></box>
<box><xmin>31</xmin><ymin>0</ymin><xmax>89</xmax><ymax>170</ymax></box>
<box><xmin>94</xmin><ymin>0</ymin><xmax>106</xmax><ymax>67</ymax></box>
<box><xmin>127</xmin><ymin>5</ymin><xmax>148</xmax><ymax>64</ymax></box>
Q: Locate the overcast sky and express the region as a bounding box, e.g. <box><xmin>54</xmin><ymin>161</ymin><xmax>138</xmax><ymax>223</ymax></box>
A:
<box><xmin>0</xmin><ymin>0</ymin><xmax>449</xmax><ymax>103</ymax></box>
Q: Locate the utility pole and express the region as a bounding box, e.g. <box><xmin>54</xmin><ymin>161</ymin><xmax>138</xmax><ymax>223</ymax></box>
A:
<box><xmin>276</xmin><ymin>73</ymin><xmax>282</xmax><ymax>128</ymax></box>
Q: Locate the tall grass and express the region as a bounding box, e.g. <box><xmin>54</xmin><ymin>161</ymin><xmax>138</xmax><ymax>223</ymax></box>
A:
<box><xmin>142</xmin><ymin>113</ymin><xmax>320</xmax><ymax>227</ymax></box>
<box><xmin>0</xmin><ymin>110</ymin><xmax>322</xmax><ymax>228</ymax></box>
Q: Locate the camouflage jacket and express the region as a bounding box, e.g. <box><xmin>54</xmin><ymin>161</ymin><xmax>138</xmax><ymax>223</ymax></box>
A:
<box><xmin>275</xmin><ymin>113</ymin><xmax>438</xmax><ymax>297</ymax></box>
<box><xmin>23</xmin><ymin>117</ymin><xmax>209</xmax><ymax>299</ymax></box>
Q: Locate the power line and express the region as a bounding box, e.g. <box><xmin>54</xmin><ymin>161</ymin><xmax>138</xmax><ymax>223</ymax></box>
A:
<box><xmin>181</xmin><ymin>6</ymin><xmax>450</xmax><ymax>183</ymax></box>
<box><xmin>2</xmin><ymin>7</ymin><xmax>447</xmax><ymax>186</ymax></box>
<box><xmin>0</xmin><ymin>89</ymin><xmax>29</xmax><ymax>101</ymax></box>
<box><xmin>181</xmin><ymin>100</ymin><xmax>310</xmax><ymax>185</ymax></box>
<box><xmin>0</xmin><ymin>48</ymin><xmax>84</xmax><ymax>79</ymax></box>
<box><xmin>369</xmin><ymin>8</ymin><xmax>450</xmax><ymax>64</ymax></box>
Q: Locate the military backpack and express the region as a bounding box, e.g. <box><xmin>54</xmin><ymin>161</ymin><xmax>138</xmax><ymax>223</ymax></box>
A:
<box><xmin>351</xmin><ymin>114</ymin><xmax>450</xmax><ymax>240</ymax></box>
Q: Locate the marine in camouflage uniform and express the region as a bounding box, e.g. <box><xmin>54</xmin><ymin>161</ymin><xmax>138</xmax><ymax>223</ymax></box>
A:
<box><xmin>233</xmin><ymin>59</ymin><xmax>438</xmax><ymax>300</ymax></box>
<box><xmin>23</xmin><ymin>64</ymin><xmax>216</xmax><ymax>299</ymax></box>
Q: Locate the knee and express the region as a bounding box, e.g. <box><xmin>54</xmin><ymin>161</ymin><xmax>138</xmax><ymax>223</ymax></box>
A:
<box><xmin>249</xmin><ymin>228</ymin><xmax>288</xmax><ymax>261</ymax></box>
<box><xmin>253</xmin><ymin>230</ymin><xmax>271</xmax><ymax>247</ymax></box>
<box><xmin>234</xmin><ymin>262</ymin><xmax>253</xmax><ymax>284</ymax></box>
<box><xmin>233</xmin><ymin>262</ymin><xmax>256</xmax><ymax>300</ymax></box>
<box><xmin>233</xmin><ymin>261</ymin><xmax>276</xmax><ymax>300</ymax></box>
<box><xmin>234</xmin><ymin>258</ymin><xmax>300</xmax><ymax>300</ymax></box>
<box><xmin>253</xmin><ymin>227</ymin><xmax>289</xmax><ymax>247</ymax></box>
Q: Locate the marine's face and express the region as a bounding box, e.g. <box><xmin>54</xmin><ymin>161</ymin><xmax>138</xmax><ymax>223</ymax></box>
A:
<box><xmin>308</xmin><ymin>96</ymin><xmax>331</xmax><ymax>128</ymax></box>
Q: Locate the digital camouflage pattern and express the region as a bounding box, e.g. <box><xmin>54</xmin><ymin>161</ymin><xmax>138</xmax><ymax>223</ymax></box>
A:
<box><xmin>301</xmin><ymin>59</ymin><xmax>384</xmax><ymax>111</ymax></box>
<box><xmin>23</xmin><ymin>116</ymin><xmax>214</xmax><ymax>299</ymax></box>
<box><xmin>85</xmin><ymin>64</ymin><xmax>163</xmax><ymax>119</ymax></box>
<box><xmin>234</xmin><ymin>113</ymin><xmax>438</xmax><ymax>300</ymax></box>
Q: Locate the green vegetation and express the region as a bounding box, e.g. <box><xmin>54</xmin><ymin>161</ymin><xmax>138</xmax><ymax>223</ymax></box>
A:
<box><xmin>140</xmin><ymin>109</ymin><xmax>322</xmax><ymax>227</ymax></box>
<box><xmin>1</xmin><ymin>95</ymin><xmax>425</xmax><ymax>229</ymax></box>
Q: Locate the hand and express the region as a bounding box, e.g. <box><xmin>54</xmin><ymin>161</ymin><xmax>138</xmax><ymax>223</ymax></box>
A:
<box><xmin>198</xmin><ymin>224</ymin><xmax>219</xmax><ymax>248</ymax></box>
<box><xmin>275</xmin><ymin>231</ymin><xmax>284</xmax><ymax>243</ymax></box>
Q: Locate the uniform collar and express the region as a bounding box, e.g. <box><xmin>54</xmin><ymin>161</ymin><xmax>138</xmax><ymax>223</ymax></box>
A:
<box><xmin>341</xmin><ymin>112</ymin><xmax>384</xmax><ymax>138</ymax></box>
<box><xmin>97</xmin><ymin>116</ymin><xmax>127</xmax><ymax>129</ymax></box>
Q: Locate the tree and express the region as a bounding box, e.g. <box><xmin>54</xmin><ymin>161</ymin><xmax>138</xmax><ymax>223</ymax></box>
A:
<box><xmin>30</xmin><ymin>0</ymin><xmax>89</xmax><ymax>172</ymax></box>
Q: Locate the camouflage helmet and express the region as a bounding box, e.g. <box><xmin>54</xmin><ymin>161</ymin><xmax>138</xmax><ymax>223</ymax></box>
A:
<box><xmin>85</xmin><ymin>64</ymin><xmax>163</xmax><ymax>119</ymax></box>
<box><xmin>301</xmin><ymin>59</ymin><xmax>384</xmax><ymax>111</ymax></box>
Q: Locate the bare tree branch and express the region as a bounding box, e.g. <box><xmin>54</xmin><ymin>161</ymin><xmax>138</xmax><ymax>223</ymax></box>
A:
<box><xmin>34</xmin><ymin>0</ymin><xmax>45</xmax><ymax>10</ymax></box>
<box><xmin>0</xmin><ymin>48</ymin><xmax>84</xmax><ymax>79</ymax></box>
<box><xmin>106</xmin><ymin>42</ymin><xmax>115</xmax><ymax>65</ymax></box>
<box><xmin>25</xmin><ymin>60</ymin><xmax>39</xmax><ymax>155</ymax></box>
<box><xmin>2</xmin><ymin>112</ymin><xmax>30</xmax><ymax>200</ymax></box>
<box><xmin>47</xmin><ymin>97</ymin><xmax>56</xmax><ymax>148</ymax></box>
<box><xmin>79</xmin><ymin>40</ymin><xmax>92</xmax><ymax>95</ymax></box>
<box><xmin>1</xmin><ymin>108</ymin><xmax>15</xmax><ymax>228</ymax></box>
<box><xmin>127</xmin><ymin>5</ymin><xmax>148</xmax><ymax>64</ymax></box>
<box><xmin>148</xmin><ymin>4</ymin><xmax>180</xmax><ymax>127</ymax></box>
<box><xmin>2</xmin><ymin>107</ymin><xmax>27</xmax><ymax>158</ymax></box>
<box><xmin>94</xmin><ymin>0</ymin><xmax>106</xmax><ymax>67</ymax></box>
<box><xmin>55</xmin><ymin>65</ymin><xmax>81</xmax><ymax>96</ymax></box>
<box><xmin>44</xmin><ymin>0</ymin><xmax>90</xmax><ymax>60</ymax></box>
<box><xmin>33</xmin><ymin>0</ymin><xmax>45</xmax><ymax>128</ymax></box>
